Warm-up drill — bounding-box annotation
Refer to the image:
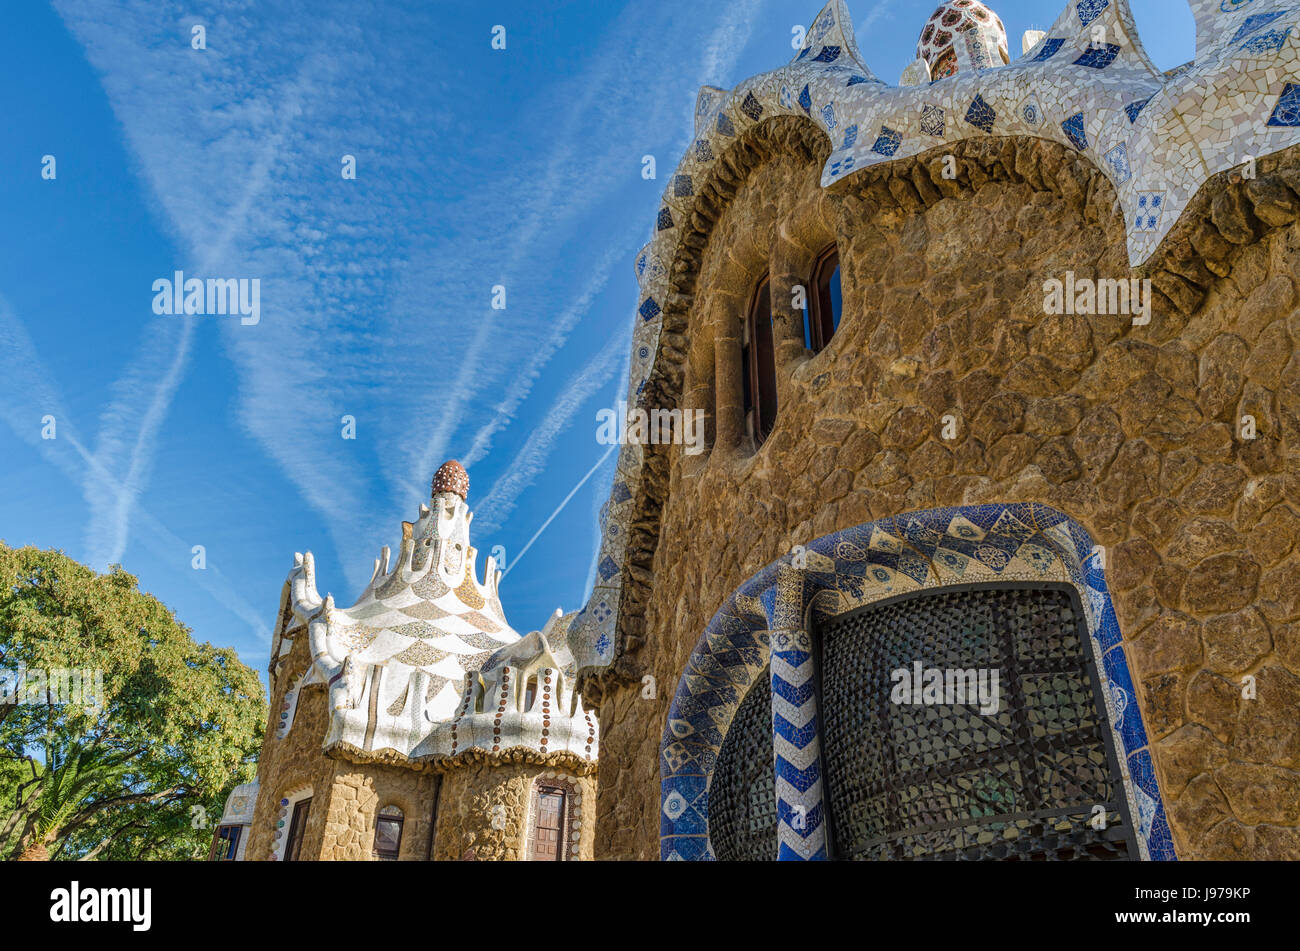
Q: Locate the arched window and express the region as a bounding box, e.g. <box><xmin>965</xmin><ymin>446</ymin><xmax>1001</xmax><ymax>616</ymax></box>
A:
<box><xmin>529</xmin><ymin>785</ymin><xmax>568</xmax><ymax>861</ymax></box>
<box><xmin>284</xmin><ymin>796</ymin><xmax>312</xmax><ymax>861</ymax></box>
<box><xmin>373</xmin><ymin>805</ymin><xmax>404</xmax><ymax>860</ymax></box>
<box><xmin>803</xmin><ymin>245</ymin><xmax>842</xmax><ymax>354</ymax></box>
<box><xmin>742</xmin><ymin>276</ymin><xmax>778</xmax><ymax>445</ymax></box>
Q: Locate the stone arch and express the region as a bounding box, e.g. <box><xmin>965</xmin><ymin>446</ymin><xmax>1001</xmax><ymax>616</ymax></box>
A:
<box><xmin>659</xmin><ymin>501</ymin><xmax>1174</xmax><ymax>861</ymax></box>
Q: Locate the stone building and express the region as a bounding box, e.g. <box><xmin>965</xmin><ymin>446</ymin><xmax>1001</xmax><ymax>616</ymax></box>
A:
<box><xmin>218</xmin><ymin>0</ymin><xmax>1300</xmax><ymax>862</ymax></box>
<box><xmin>213</xmin><ymin>461</ymin><xmax>598</xmax><ymax>860</ymax></box>
<box><xmin>561</xmin><ymin>0</ymin><xmax>1300</xmax><ymax>860</ymax></box>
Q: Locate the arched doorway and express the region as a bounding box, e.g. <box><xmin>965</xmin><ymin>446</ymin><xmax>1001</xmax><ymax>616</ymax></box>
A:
<box><xmin>659</xmin><ymin>503</ymin><xmax>1173</xmax><ymax>861</ymax></box>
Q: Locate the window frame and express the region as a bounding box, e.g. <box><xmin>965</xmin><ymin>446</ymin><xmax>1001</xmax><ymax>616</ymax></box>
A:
<box><xmin>805</xmin><ymin>244</ymin><xmax>841</xmax><ymax>354</ymax></box>
<box><xmin>372</xmin><ymin>805</ymin><xmax>405</xmax><ymax>861</ymax></box>
<box><xmin>741</xmin><ymin>275</ymin><xmax>778</xmax><ymax>447</ymax></box>
<box><xmin>208</xmin><ymin>824</ymin><xmax>241</xmax><ymax>861</ymax></box>
<box><xmin>285</xmin><ymin>796</ymin><xmax>312</xmax><ymax>862</ymax></box>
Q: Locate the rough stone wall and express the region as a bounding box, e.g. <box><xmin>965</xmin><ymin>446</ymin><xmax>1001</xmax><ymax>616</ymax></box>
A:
<box><xmin>590</xmin><ymin>121</ymin><xmax>1300</xmax><ymax>861</ymax></box>
<box><xmin>432</xmin><ymin>762</ymin><xmax>596</xmax><ymax>861</ymax></box>
<box><xmin>317</xmin><ymin>767</ymin><xmax>438</xmax><ymax>861</ymax></box>
<box><xmin>246</xmin><ymin>632</ymin><xmax>338</xmax><ymax>861</ymax></box>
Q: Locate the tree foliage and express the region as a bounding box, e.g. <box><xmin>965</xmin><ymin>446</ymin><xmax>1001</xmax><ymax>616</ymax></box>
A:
<box><xmin>0</xmin><ymin>542</ymin><xmax>265</xmax><ymax>860</ymax></box>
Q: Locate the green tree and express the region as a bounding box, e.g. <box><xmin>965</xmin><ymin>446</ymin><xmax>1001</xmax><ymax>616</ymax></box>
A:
<box><xmin>0</xmin><ymin>542</ymin><xmax>265</xmax><ymax>860</ymax></box>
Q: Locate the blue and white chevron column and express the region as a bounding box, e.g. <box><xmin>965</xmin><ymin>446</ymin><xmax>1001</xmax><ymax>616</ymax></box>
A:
<box><xmin>768</xmin><ymin>565</ymin><xmax>828</xmax><ymax>860</ymax></box>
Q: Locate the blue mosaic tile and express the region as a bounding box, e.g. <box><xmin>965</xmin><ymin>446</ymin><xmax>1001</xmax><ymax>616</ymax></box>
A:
<box><xmin>693</xmin><ymin>138</ymin><xmax>713</xmax><ymax>161</ymax></box>
<box><xmin>870</xmin><ymin>126</ymin><xmax>902</xmax><ymax>156</ymax></box>
<box><xmin>1021</xmin><ymin>97</ymin><xmax>1042</xmax><ymax>126</ymax></box>
<box><xmin>673</xmin><ymin>174</ymin><xmax>693</xmax><ymax>197</ymax></box>
<box><xmin>1267</xmin><ymin>82</ymin><xmax>1300</xmax><ymax>126</ymax></box>
<box><xmin>656</xmin><ymin>207</ymin><xmax>674</xmax><ymax>231</ymax></box>
<box><xmin>919</xmin><ymin>104</ymin><xmax>945</xmax><ymax>136</ymax></box>
<box><xmin>829</xmin><ymin>154</ymin><xmax>856</xmax><ymax>178</ymax></box>
<box><xmin>812</xmin><ymin>45</ymin><xmax>841</xmax><ymax>62</ymax></box>
<box><xmin>1077</xmin><ymin>0</ymin><xmax>1110</xmax><ymax>27</ymax></box>
<box><xmin>1104</xmin><ymin>142</ymin><xmax>1132</xmax><ymax>183</ymax></box>
<box><xmin>1062</xmin><ymin>112</ymin><xmax>1089</xmax><ymax>150</ymax></box>
<box><xmin>1232</xmin><ymin>9</ymin><xmax>1286</xmax><ymax>43</ymax></box>
<box><xmin>1031</xmin><ymin>37</ymin><xmax>1066</xmax><ymax>61</ymax></box>
<box><xmin>1103</xmin><ymin>646</ymin><xmax>1148</xmax><ymax>755</ymax></box>
<box><xmin>841</xmin><ymin>123</ymin><xmax>858</xmax><ymax>149</ymax></box>
<box><xmin>1124</xmin><ymin>97</ymin><xmax>1151</xmax><ymax>122</ymax></box>
<box><xmin>1242</xmin><ymin>26</ymin><xmax>1291</xmax><ymax>53</ymax></box>
<box><xmin>597</xmin><ymin>555</ymin><xmax>618</xmax><ymax>580</ymax></box>
<box><xmin>965</xmin><ymin>93</ymin><xmax>996</xmax><ymax>133</ymax></box>
<box><xmin>662</xmin><ymin>835</ymin><xmax>711</xmax><ymax>861</ymax></box>
<box><xmin>611</xmin><ymin>481</ymin><xmax>631</xmax><ymax>503</ymax></box>
<box><xmin>1074</xmin><ymin>42</ymin><xmax>1120</xmax><ymax>68</ymax></box>
<box><xmin>821</xmin><ymin>103</ymin><xmax>836</xmax><ymax>129</ymax></box>
<box><xmin>715</xmin><ymin>110</ymin><xmax>735</xmax><ymax>136</ymax></box>
<box><xmin>594</xmin><ymin>631</ymin><xmax>610</xmax><ymax>656</ymax></box>
<box><xmin>1146</xmin><ymin>807</ymin><xmax>1178</xmax><ymax>861</ymax></box>
<box><xmin>798</xmin><ymin>84</ymin><xmax>812</xmax><ymax>114</ymax></box>
<box><xmin>638</xmin><ymin>296</ymin><xmax>660</xmax><ymax>321</ymax></box>
<box><xmin>1134</xmin><ymin>190</ymin><xmax>1165</xmax><ymax>230</ymax></box>
<box><xmin>778</xmin><ymin>841</ymin><xmax>827</xmax><ymax>860</ymax></box>
<box><xmin>740</xmin><ymin>90</ymin><xmax>763</xmax><ymax>120</ymax></box>
<box><xmin>846</xmin><ymin>74</ymin><xmax>874</xmax><ymax>85</ymax></box>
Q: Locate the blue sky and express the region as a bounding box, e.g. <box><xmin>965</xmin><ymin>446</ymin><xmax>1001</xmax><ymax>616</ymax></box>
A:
<box><xmin>0</xmin><ymin>0</ymin><xmax>1196</xmax><ymax>676</ymax></box>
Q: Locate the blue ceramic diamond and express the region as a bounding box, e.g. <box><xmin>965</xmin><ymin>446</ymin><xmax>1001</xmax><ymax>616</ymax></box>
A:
<box><xmin>1077</xmin><ymin>0</ymin><xmax>1110</xmax><ymax>27</ymax></box>
<box><xmin>1124</xmin><ymin>97</ymin><xmax>1151</xmax><ymax>122</ymax></box>
<box><xmin>1267</xmin><ymin>82</ymin><xmax>1300</xmax><ymax>126</ymax></box>
<box><xmin>1032</xmin><ymin>37</ymin><xmax>1066</xmax><ymax>61</ymax></box>
<box><xmin>1232</xmin><ymin>10</ymin><xmax>1286</xmax><ymax>43</ymax></box>
<box><xmin>1074</xmin><ymin>43</ymin><xmax>1120</xmax><ymax>68</ymax></box>
<box><xmin>1062</xmin><ymin>112</ymin><xmax>1089</xmax><ymax>150</ymax></box>
<box><xmin>870</xmin><ymin>126</ymin><xmax>902</xmax><ymax>156</ymax></box>
<box><xmin>965</xmin><ymin>93</ymin><xmax>996</xmax><ymax>133</ymax></box>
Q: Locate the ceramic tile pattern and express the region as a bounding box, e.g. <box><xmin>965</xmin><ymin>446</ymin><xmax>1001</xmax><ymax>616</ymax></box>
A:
<box><xmin>657</xmin><ymin>503</ymin><xmax>1175</xmax><ymax>861</ymax></box>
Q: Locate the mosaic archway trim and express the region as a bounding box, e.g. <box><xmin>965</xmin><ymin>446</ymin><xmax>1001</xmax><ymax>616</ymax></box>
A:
<box><xmin>659</xmin><ymin>502</ymin><xmax>1176</xmax><ymax>862</ymax></box>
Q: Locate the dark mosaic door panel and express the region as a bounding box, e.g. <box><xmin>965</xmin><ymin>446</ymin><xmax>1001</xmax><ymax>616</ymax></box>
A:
<box><xmin>709</xmin><ymin>667</ymin><xmax>778</xmax><ymax>861</ymax></box>
<box><xmin>818</xmin><ymin>584</ymin><xmax>1137</xmax><ymax>861</ymax></box>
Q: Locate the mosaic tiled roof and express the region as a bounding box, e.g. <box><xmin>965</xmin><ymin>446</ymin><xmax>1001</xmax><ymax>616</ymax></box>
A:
<box><xmin>569</xmin><ymin>0</ymin><xmax>1300</xmax><ymax>679</ymax></box>
<box><xmin>277</xmin><ymin>464</ymin><xmax>595</xmax><ymax>763</ymax></box>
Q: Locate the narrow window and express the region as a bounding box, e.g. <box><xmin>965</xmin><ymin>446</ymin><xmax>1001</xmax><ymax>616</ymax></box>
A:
<box><xmin>373</xmin><ymin>805</ymin><xmax>404</xmax><ymax>860</ymax></box>
<box><xmin>530</xmin><ymin>786</ymin><xmax>567</xmax><ymax>861</ymax></box>
<box><xmin>803</xmin><ymin>245</ymin><xmax>842</xmax><ymax>353</ymax></box>
<box><xmin>208</xmin><ymin>825</ymin><xmax>241</xmax><ymax>861</ymax></box>
<box><xmin>742</xmin><ymin>276</ymin><xmax>778</xmax><ymax>446</ymax></box>
<box><xmin>285</xmin><ymin>797</ymin><xmax>312</xmax><ymax>861</ymax></box>
<box><xmin>523</xmin><ymin>676</ymin><xmax>537</xmax><ymax>712</ymax></box>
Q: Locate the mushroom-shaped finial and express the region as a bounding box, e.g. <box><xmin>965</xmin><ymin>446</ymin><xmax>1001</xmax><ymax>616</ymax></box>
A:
<box><xmin>431</xmin><ymin>459</ymin><xmax>469</xmax><ymax>500</ymax></box>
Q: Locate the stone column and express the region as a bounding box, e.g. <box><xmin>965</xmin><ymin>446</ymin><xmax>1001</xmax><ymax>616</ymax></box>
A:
<box><xmin>767</xmin><ymin>564</ymin><xmax>828</xmax><ymax>860</ymax></box>
<box><xmin>712</xmin><ymin>296</ymin><xmax>746</xmax><ymax>454</ymax></box>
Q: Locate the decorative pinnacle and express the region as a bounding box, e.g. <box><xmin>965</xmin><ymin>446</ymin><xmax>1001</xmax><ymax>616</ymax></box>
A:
<box><xmin>431</xmin><ymin>459</ymin><xmax>469</xmax><ymax>500</ymax></box>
